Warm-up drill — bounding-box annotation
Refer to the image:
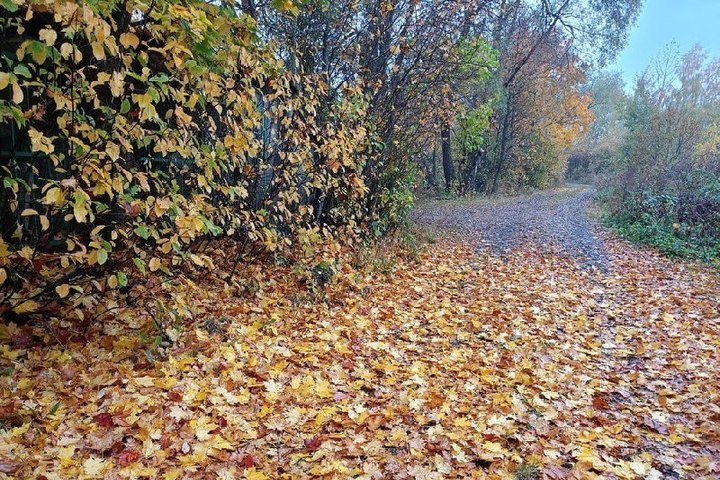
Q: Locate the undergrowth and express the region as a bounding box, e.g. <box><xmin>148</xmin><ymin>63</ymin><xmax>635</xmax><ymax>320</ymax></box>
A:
<box><xmin>603</xmin><ymin>211</ymin><xmax>720</xmax><ymax>267</ymax></box>
<box><xmin>352</xmin><ymin>223</ymin><xmax>439</xmax><ymax>274</ymax></box>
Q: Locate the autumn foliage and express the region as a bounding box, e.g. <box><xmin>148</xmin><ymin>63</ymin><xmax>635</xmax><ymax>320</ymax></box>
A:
<box><xmin>0</xmin><ymin>0</ymin><xmax>373</xmax><ymax>317</ymax></box>
<box><xmin>0</xmin><ymin>0</ymin><xmax>648</xmax><ymax>318</ymax></box>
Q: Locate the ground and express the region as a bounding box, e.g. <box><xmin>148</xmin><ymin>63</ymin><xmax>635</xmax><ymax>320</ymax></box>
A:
<box><xmin>414</xmin><ymin>186</ymin><xmax>607</xmax><ymax>268</ymax></box>
<box><xmin>1</xmin><ymin>187</ymin><xmax>719</xmax><ymax>479</ymax></box>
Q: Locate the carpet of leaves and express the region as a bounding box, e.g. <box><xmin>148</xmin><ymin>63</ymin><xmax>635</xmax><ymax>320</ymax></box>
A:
<box><xmin>1</xmin><ymin>234</ymin><xmax>719</xmax><ymax>479</ymax></box>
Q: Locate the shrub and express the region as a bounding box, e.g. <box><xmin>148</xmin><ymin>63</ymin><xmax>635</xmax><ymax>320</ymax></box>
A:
<box><xmin>0</xmin><ymin>0</ymin><xmax>373</xmax><ymax>318</ymax></box>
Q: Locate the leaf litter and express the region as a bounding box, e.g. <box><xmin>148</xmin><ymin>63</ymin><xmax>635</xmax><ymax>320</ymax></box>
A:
<box><xmin>1</xmin><ymin>196</ymin><xmax>720</xmax><ymax>479</ymax></box>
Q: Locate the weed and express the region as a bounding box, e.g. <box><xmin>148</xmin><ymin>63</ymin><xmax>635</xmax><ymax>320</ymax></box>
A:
<box><xmin>515</xmin><ymin>463</ymin><xmax>540</xmax><ymax>480</ymax></box>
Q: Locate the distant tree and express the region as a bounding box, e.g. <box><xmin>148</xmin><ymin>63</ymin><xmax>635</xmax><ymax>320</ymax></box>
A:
<box><xmin>486</xmin><ymin>0</ymin><xmax>641</xmax><ymax>192</ymax></box>
<box><xmin>568</xmin><ymin>71</ymin><xmax>627</xmax><ymax>182</ymax></box>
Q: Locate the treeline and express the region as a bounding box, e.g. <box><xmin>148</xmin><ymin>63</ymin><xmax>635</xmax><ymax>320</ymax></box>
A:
<box><xmin>571</xmin><ymin>45</ymin><xmax>720</xmax><ymax>262</ymax></box>
<box><xmin>0</xmin><ymin>0</ymin><xmax>639</xmax><ymax>319</ymax></box>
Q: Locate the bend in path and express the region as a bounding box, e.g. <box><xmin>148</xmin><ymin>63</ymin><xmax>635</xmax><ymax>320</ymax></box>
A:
<box><xmin>414</xmin><ymin>185</ymin><xmax>609</xmax><ymax>269</ymax></box>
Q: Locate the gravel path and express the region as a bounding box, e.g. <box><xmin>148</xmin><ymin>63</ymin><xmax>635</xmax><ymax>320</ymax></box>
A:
<box><xmin>413</xmin><ymin>185</ymin><xmax>609</xmax><ymax>269</ymax></box>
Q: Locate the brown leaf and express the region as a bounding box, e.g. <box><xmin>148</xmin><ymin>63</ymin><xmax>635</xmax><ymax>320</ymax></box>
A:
<box><xmin>542</xmin><ymin>464</ymin><xmax>570</xmax><ymax>479</ymax></box>
<box><xmin>643</xmin><ymin>415</ymin><xmax>669</xmax><ymax>434</ymax></box>
<box><xmin>0</xmin><ymin>457</ymin><xmax>21</xmax><ymax>474</ymax></box>
<box><xmin>94</xmin><ymin>413</ymin><xmax>113</xmax><ymax>428</ymax></box>
<box><xmin>118</xmin><ymin>448</ymin><xmax>140</xmax><ymax>466</ymax></box>
<box><xmin>304</xmin><ymin>436</ymin><xmax>323</xmax><ymax>452</ymax></box>
<box><xmin>592</xmin><ymin>393</ymin><xmax>610</xmax><ymax>410</ymax></box>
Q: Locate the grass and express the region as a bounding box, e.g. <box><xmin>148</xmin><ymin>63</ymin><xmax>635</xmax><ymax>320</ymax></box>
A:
<box><xmin>351</xmin><ymin>222</ymin><xmax>440</xmax><ymax>274</ymax></box>
<box><xmin>603</xmin><ymin>211</ymin><xmax>720</xmax><ymax>267</ymax></box>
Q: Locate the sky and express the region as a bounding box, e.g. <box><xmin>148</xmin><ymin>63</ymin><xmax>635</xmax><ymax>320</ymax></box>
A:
<box><xmin>610</xmin><ymin>0</ymin><xmax>720</xmax><ymax>87</ymax></box>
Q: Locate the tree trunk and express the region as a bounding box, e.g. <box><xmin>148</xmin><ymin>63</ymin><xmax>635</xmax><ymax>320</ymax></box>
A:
<box><xmin>491</xmin><ymin>95</ymin><xmax>512</xmax><ymax>194</ymax></box>
<box><xmin>240</xmin><ymin>0</ymin><xmax>257</xmax><ymax>18</ymax></box>
<box><xmin>468</xmin><ymin>149</ymin><xmax>482</xmax><ymax>193</ymax></box>
<box><xmin>429</xmin><ymin>140</ymin><xmax>438</xmax><ymax>190</ymax></box>
<box><xmin>441</xmin><ymin>124</ymin><xmax>454</xmax><ymax>192</ymax></box>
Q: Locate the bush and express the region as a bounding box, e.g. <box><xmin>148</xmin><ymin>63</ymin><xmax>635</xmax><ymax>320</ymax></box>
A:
<box><xmin>604</xmin><ymin>195</ymin><xmax>720</xmax><ymax>264</ymax></box>
<box><xmin>0</xmin><ymin>0</ymin><xmax>373</xmax><ymax>318</ymax></box>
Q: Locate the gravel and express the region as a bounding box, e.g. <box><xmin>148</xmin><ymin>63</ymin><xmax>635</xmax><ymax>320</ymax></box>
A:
<box><xmin>413</xmin><ymin>185</ymin><xmax>609</xmax><ymax>270</ymax></box>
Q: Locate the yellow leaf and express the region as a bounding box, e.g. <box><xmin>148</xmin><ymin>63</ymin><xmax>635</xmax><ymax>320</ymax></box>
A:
<box><xmin>13</xmin><ymin>300</ymin><xmax>39</xmax><ymax>314</ymax></box>
<box><xmin>629</xmin><ymin>459</ymin><xmax>650</xmax><ymax>476</ymax></box>
<box><xmin>97</xmin><ymin>249</ymin><xmax>108</xmax><ymax>265</ymax></box>
<box><xmin>58</xmin><ymin>445</ymin><xmax>75</xmax><ymax>466</ymax></box>
<box><xmin>161</xmin><ymin>241</ymin><xmax>173</xmax><ymax>254</ymax></box>
<box><xmin>109</xmin><ymin>71</ymin><xmax>124</xmax><ymax>97</ymax></box>
<box><xmin>245</xmin><ymin>468</ymin><xmax>268</xmax><ymax>480</ymax></box>
<box><xmin>149</xmin><ymin>257</ymin><xmax>162</xmax><ymax>272</ymax></box>
<box><xmin>163</xmin><ymin>468</ymin><xmax>183</xmax><ymax>480</ymax></box>
<box><xmin>92</xmin><ymin>41</ymin><xmax>105</xmax><ymax>60</ymax></box>
<box><xmin>55</xmin><ymin>284</ymin><xmax>71</xmax><ymax>298</ymax></box>
<box><xmin>334</xmin><ymin>341</ymin><xmax>351</xmax><ymax>354</ymax></box>
<box><xmin>39</xmin><ymin>28</ymin><xmax>57</xmax><ymax>46</ymax></box>
<box><xmin>120</xmin><ymin>32</ymin><xmax>140</xmax><ymax>49</ymax></box>
<box><xmin>208</xmin><ymin>435</ymin><xmax>234</xmax><ymax>451</ymax></box>
<box><xmin>74</xmin><ymin>202</ymin><xmax>88</xmax><ymax>223</ymax></box>
<box><xmin>134</xmin><ymin>376</ymin><xmax>155</xmax><ymax>387</ymax></box>
<box><xmin>453</xmin><ymin>416</ymin><xmax>472</xmax><ymax>427</ymax></box>
<box><xmin>153</xmin><ymin>377</ymin><xmax>177</xmax><ymax>389</ymax></box>
<box><xmin>83</xmin><ymin>457</ymin><xmax>108</xmax><ymax>476</ymax></box>
<box><xmin>44</xmin><ymin>187</ymin><xmax>63</xmax><ymax>205</ymax></box>
<box><xmin>0</xmin><ymin>72</ymin><xmax>9</xmax><ymax>90</ymax></box>
<box><xmin>314</xmin><ymin>378</ymin><xmax>333</xmax><ymax>399</ymax></box>
<box><xmin>12</xmin><ymin>83</ymin><xmax>23</xmax><ymax>104</ymax></box>
<box><xmin>192</xmin><ymin>417</ymin><xmax>219</xmax><ymax>441</ymax></box>
<box><xmin>28</xmin><ymin>128</ymin><xmax>55</xmax><ymax>154</ymax></box>
<box><xmin>60</xmin><ymin>42</ymin><xmax>73</xmax><ymax>59</ymax></box>
<box><xmin>10</xmin><ymin>421</ymin><xmax>31</xmax><ymax>438</ymax></box>
<box><xmin>0</xmin><ymin>269</ymin><xmax>6</xmax><ymax>286</ymax></box>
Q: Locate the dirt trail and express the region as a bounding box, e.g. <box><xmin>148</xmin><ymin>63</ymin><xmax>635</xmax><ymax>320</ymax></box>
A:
<box><xmin>413</xmin><ymin>186</ymin><xmax>720</xmax><ymax>478</ymax></box>
<box><xmin>414</xmin><ymin>185</ymin><xmax>608</xmax><ymax>269</ymax></box>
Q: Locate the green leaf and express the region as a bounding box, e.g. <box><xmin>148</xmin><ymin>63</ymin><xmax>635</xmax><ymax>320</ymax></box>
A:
<box><xmin>270</xmin><ymin>0</ymin><xmax>303</xmax><ymax>15</ymax></box>
<box><xmin>13</xmin><ymin>64</ymin><xmax>31</xmax><ymax>78</ymax></box>
<box><xmin>133</xmin><ymin>257</ymin><xmax>146</xmax><ymax>274</ymax></box>
<box><xmin>149</xmin><ymin>73</ymin><xmax>169</xmax><ymax>84</ymax></box>
<box><xmin>120</xmin><ymin>99</ymin><xmax>131</xmax><ymax>114</ymax></box>
<box><xmin>147</xmin><ymin>87</ymin><xmax>160</xmax><ymax>103</ymax></box>
<box><xmin>117</xmin><ymin>271</ymin><xmax>128</xmax><ymax>288</ymax></box>
<box><xmin>1</xmin><ymin>0</ymin><xmax>19</xmax><ymax>12</ymax></box>
<box><xmin>28</xmin><ymin>41</ymin><xmax>48</xmax><ymax>64</ymax></box>
<box><xmin>135</xmin><ymin>225</ymin><xmax>150</xmax><ymax>240</ymax></box>
<box><xmin>97</xmin><ymin>249</ymin><xmax>108</xmax><ymax>265</ymax></box>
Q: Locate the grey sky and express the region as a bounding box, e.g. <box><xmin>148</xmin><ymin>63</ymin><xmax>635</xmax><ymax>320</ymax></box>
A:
<box><xmin>610</xmin><ymin>0</ymin><xmax>720</xmax><ymax>87</ymax></box>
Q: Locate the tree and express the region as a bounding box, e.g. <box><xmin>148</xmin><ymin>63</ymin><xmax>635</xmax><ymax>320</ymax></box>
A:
<box><xmin>486</xmin><ymin>0</ymin><xmax>641</xmax><ymax>192</ymax></box>
<box><xmin>567</xmin><ymin>71</ymin><xmax>627</xmax><ymax>181</ymax></box>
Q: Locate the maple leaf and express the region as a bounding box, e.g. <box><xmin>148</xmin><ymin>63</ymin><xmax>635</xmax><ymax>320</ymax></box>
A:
<box><xmin>592</xmin><ymin>393</ymin><xmax>610</xmax><ymax>410</ymax></box>
<box><xmin>94</xmin><ymin>412</ymin><xmax>113</xmax><ymax>428</ymax></box>
<box><xmin>84</xmin><ymin>457</ymin><xmax>108</xmax><ymax>476</ymax></box>
<box><xmin>304</xmin><ymin>435</ymin><xmax>323</xmax><ymax>452</ymax></box>
<box><xmin>244</xmin><ymin>467</ymin><xmax>268</xmax><ymax>480</ymax></box>
<box><xmin>0</xmin><ymin>458</ymin><xmax>21</xmax><ymax>475</ymax></box>
<box><xmin>192</xmin><ymin>417</ymin><xmax>220</xmax><ymax>441</ymax></box>
<box><xmin>118</xmin><ymin>449</ymin><xmax>140</xmax><ymax>466</ymax></box>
